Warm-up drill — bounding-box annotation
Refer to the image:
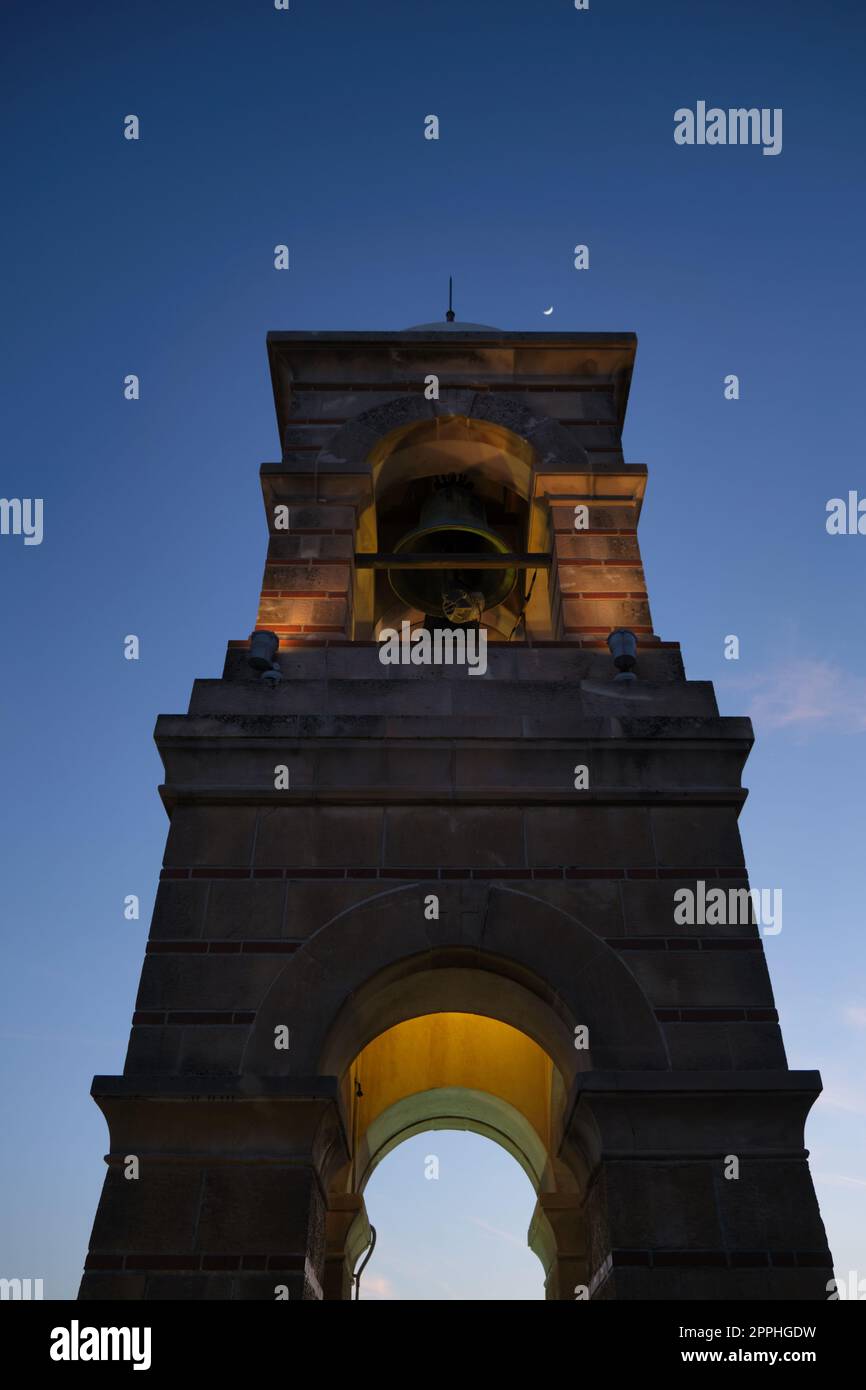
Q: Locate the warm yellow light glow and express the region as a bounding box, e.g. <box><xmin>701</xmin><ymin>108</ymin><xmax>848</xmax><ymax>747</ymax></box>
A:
<box><xmin>351</xmin><ymin>1012</ymin><xmax>553</xmax><ymax>1151</ymax></box>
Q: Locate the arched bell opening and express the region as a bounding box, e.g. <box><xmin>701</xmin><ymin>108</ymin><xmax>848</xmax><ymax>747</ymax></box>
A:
<box><xmin>354</xmin><ymin>413</ymin><xmax>553</xmax><ymax>639</ymax></box>
<box><xmin>375</xmin><ymin>471</ymin><xmax>528</xmax><ymax>634</ymax></box>
<box><xmin>369</xmin><ymin>414</ymin><xmax>538</xmax><ymax>504</ymax></box>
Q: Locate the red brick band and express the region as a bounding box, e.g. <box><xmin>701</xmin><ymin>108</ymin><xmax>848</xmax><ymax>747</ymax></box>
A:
<box><xmin>85</xmin><ymin>1253</ymin><xmax>309</xmax><ymax>1272</ymax></box>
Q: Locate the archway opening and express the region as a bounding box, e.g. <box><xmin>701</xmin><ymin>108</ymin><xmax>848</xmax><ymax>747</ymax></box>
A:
<box><xmin>358</xmin><ymin>1129</ymin><xmax>545</xmax><ymax>1300</ymax></box>
<box><xmin>326</xmin><ymin>1012</ymin><xmax>584</xmax><ymax>1299</ymax></box>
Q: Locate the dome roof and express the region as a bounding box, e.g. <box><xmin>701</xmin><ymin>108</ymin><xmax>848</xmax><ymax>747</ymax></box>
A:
<box><xmin>402</xmin><ymin>320</ymin><xmax>504</xmax><ymax>332</ymax></box>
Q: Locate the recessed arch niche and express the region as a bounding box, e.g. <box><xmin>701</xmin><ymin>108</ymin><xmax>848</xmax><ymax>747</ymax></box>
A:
<box><xmin>332</xmin><ymin>1011</ymin><xmax>579</xmax><ymax>1299</ymax></box>
<box><xmin>354</xmin><ymin>410</ymin><xmax>554</xmax><ymax>638</ymax></box>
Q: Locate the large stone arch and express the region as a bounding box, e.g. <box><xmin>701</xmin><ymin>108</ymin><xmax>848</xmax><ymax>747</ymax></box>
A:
<box><xmin>242</xmin><ymin>881</ymin><xmax>669</xmax><ymax>1080</ymax></box>
<box><xmin>318</xmin><ymin>390</ymin><xmax>591</xmax><ymax>487</ymax></box>
<box><xmin>242</xmin><ymin>880</ymin><xmax>668</xmax><ymax>1297</ymax></box>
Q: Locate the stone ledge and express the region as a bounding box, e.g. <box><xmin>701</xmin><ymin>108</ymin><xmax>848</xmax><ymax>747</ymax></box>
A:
<box><xmin>158</xmin><ymin>709</ymin><xmax>749</xmax><ymax>741</ymax></box>
<box><xmin>156</xmin><ymin>785</ymin><xmax>751</xmax><ymax>810</ymax></box>
<box><xmin>570</xmin><ymin>1069</ymin><xmax>822</xmax><ymax>1096</ymax></box>
<box><xmin>91</xmin><ymin>1074</ymin><xmax>340</xmax><ymax>1101</ymax></box>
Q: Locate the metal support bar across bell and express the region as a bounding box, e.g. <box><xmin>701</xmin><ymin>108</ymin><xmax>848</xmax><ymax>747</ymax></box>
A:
<box><xmin>382</xmin><ymin>476</ymin><xmax>527</xmax><ymax>618</ymax></box>
<box><xmin>355</xmin><ymin>552</ymin><xmax>551</xmax><ymax>569</ymax></box>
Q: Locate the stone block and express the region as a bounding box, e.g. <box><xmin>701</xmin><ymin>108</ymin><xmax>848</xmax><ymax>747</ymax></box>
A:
<box><xmin>178</xmin><ymin>1025</ymin><xmax>248</xmax><ymax>1076</ymax></box>
<box><xmin>284</xmin><ymin>880</ymin><xmax>390</xmax><ymax>937</ymax></box>
<box><xmin>144</xmin><ymin>1274</ymin><xmax>235</xmax><ymax>1299</ymax></box>
<box><xmin>263</xmin><ymin>563</ymin><xmax>351</xmax><ymax>593</ymax></box>
<box><xmin>521</xmin><ymin>878</ymin><xmax>624</xmax><ymax>936</ymax></box>
<box><xmin>557</xmin><ymin>565</ymin><xmax>646</xmax><ymax>595</ymax></box>
<box><xmin>255</xmin><ymin>807</ymin><xmax>384</xmax><ymax>868</ymax></box>
<box><xmin>714</xmin><ymin>1161</ymin><xmax>831</xmax><ymax>1251</ymax></box>
<box><xmin>205</xmin><ymin>879</ymin><xmax>287</xmax><ymax>940</ymax></box>
<box><xmin>195</xmin><ymin>1167</ymin><xmax>325</xmax><ymax>1254</ymax></box>
<box><xmin>525</xmin><ymin>807</ymin><xmax>654</xmax><ymax>867</ymax></box>
<box><xmin>651</xmin><ymin>807</ymin><xmax>745</xmax><ymax>867</ymax></box>
<box><xmin>383</xmin><ymin>806</ymin><xmax>524</xmax><ymax>868</ymax></box>
<box><xmin>124</xmin><ymin>1025</ymin><xmax>183</xmax><ymax>1075</ymax></box>
<box><xmin>313</xmin><ymin>743</ymin><xmax>452</xmax><ymax>792</ymax></box>
<box><xmin>561</xmin><ymin>596</ymin><xmax>652</xmax><ymax>632</ymax></box>
<box><xmin>284</xmin><ymin>504</ymin><xmax>356</xmax><ymax>532</ymax></box>
<box><xmin>597</xmin><ymin>1160</ymin><xmax>724</xmax><ymax>1249</ymax></box>
<box><xmin>663</xmin><ymin>1023</ymin><xmax>735</xmax><ymax>1070</ymax></box>
<box><xmin>256</xmin><ymin>596</ymin><xmax>348</xmax><ymax>629</ymax></box>
<box><xmin>621</xmin><ymin>878</ymin><xmax>756</xmax><ymax>938</ymax></box>
<box><xmin>555</xmin><ymin>534</ymin><xmax>641</xmax><ymax>562</ymax></box>
<box><xmin>135</xmin><ymin>954</ymin><xmax>284</xmax><ymax>1011</ymax></box>
<box><xmin>164</xmin><ymin>807</ymin><xmax>257</xmax><ymax>869</ymax></box>
<box><xmin>552</xmin><ymin>504</ymin><xmax>636</xmax><ymax>532</ymax></box>
<box><xmin>89</xmin><ymin>1164</ymin><xmax>203</xmax><ymax>1252</ymax></box>
<box><xmin>267</xmin><ymin>533</ymin><xmax>353</xmax><ymax>561</ymax></box>
<box><xmin>149</xmin><ymin>880</ymin><xmax>209</xmax><ymax>940</ymax></box>
<box><xmin>622</xmin><ymin>950</ymin><xmax>776</xmax><ymax>1008</ymax></box>
<box><xmin>78</xmin><ymin>1274</ymin><xmax>148</xmax><ymax>1300</ymax></box>
<box><xmin>728</xmin><ymin>1022</ymin><xmax>787</xmax><ymax>1069</ymax></box>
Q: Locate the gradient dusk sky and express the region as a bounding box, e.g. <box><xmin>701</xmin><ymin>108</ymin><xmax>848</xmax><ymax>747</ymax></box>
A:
<box><xmin>1</xmin><ymin>0</ymin><xmax>864</xmax><ymax>1299</ymax></box>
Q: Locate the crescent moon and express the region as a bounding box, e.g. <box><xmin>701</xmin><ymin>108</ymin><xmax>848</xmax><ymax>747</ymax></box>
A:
<box><xmin>543</xmin><ymin>306</ymin><xmax>554</xmax><ymax>315</ymax></box>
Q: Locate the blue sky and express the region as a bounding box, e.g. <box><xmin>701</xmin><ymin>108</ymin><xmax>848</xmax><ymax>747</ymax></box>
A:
<box><xmin>1</xmin><ymin>0</ymin><xmax>864</xmax><ymax>1299</ymax></box>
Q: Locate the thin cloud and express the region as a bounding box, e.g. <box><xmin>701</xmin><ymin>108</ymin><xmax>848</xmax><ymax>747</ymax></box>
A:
<box><xmin>813</xmin><ymin>1173</ymin><xmax>866</xmax><ymax>1191</ymax></box>
<box><xmin>360</xmin><ymin>1274</ymin><xmax>396</xmax><ymax>1300</ymax></box>
<box><xmin>843</xmin><ymin>1006</ymin><xmax>866</xmax><ymax>1030</ymax></box>
<box><xmin>468</xmin><ymin>1216</ymin><xmax>526</xmax><ymax>1250</ymax></box>
<box><xmin>360</xmin><ymin>1269</ymin><xmax>456</xmax><ymax>1300</ymax></box>
<box><xmin>727</xmin><ymin>660</ymin><xmax>866</xmax><ymax>734</ymax></box>
<box><xmin>821</xmin><ymin>1083</ymin><xmax>866</xmax><ymax>1117</ymax></box>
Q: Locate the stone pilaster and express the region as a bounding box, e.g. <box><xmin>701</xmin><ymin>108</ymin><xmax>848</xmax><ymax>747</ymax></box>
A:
<box><xmin>564</xmin><ymin>1072</ymin><xmax>833</xmax><ymax>1300</ymax></box>
<box><xmin>529</xmin><ymin>1193</ymin><xmax>589</xmax><ymax>1301</ymax></box>
<box><xmin>79</xmin><ymin>1078</ymin><xmax>349</xmax><ymax>1301</ymax></box>
<box><xmin>323</xmin><ymin>1194</ymin><xmax>371</xmax><ymax>1301</ymax></box>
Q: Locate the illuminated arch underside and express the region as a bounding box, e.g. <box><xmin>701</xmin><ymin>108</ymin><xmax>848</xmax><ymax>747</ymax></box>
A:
<box><xmin>348</xmin><ymin>1013</ymin><xmax>558</xmax><ymax>1194</ymax></box>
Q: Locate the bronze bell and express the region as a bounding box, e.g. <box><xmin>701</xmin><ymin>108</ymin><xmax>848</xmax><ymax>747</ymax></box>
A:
<box><xmin>387</xmin><ymin>478</ymin><xmax>518</xmax><ymax>620</ymax></box>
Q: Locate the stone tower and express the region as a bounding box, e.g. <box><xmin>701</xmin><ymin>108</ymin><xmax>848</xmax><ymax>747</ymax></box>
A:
<box><xmin>79</xmin><ymin>320</ymin><xmax>832</xmax><ymax>1300</ymax></box>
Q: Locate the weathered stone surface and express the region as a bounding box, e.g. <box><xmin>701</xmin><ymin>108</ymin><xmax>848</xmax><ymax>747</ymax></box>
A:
<box><xmin>89</xmin><ymin>1163</ymin><xmax>203</xmax><ymax>1252</ymax></box>
<box><xmin>383</xmin><ymin>806</ymin><xmax>524</xmax><ymax>868</ymax></box>
<box><xmin>135</xmin><ymin>955</ymin><xmax>284</xmax><ymax>1012</ymax></box>
<box><xmin>651</xmin><ymin>807</ymin><xmax>746</xmax><ymax>867</ymax></box>
<box><xmin>79</xmin><ymin>325</ymin><xmax>830</xmax><ymax>1302</ymax></box>
<box><xmin>525</xmin><ymin>807</ymin><xmax>655</xmax><ymax>867</ymax></box>
<box><xmin>205</xmin><ymin>878</ymin><xmax>287</xmax><ymax>939</ymax></box>
<box><xmin>255</xmin><ymin>807</ymin><xmax>384</xmax><ymax>867</ymax></box>
<box><xmin>622</xmin><ymin>949</ymin><xmax>776</xmax><ymax>1008</ymax></box>
<box><xmin>149</xmin><ymin>880</ymin><xmax>209</xmax><ymax>940</ymax></box>
<box><xmin>164</xmin><ymin>807</ymin><xmax>257</xmax><ymax>868</ymax></box>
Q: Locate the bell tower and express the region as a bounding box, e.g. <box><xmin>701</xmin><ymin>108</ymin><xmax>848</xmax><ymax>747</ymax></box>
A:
<box><xmin>79</xmin><ymin>319</ymin><xmax>833</xmax><ymax>1300</ymax></box>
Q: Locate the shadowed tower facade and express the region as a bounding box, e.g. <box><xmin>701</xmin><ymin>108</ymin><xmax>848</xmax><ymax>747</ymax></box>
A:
<box><xmin>79</xmin><ymin>321</ymin><xmax>832</xmax><ymax>1300</ymax></box>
